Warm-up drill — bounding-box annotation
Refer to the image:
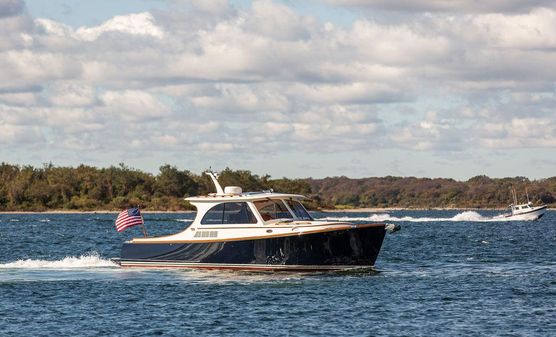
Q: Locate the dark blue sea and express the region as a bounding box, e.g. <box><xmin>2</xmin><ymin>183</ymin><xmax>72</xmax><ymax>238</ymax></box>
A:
<box><xmin>1</xmin><ymin>210</ymin><xmax>555</xmax><ymax>336</ymax></box>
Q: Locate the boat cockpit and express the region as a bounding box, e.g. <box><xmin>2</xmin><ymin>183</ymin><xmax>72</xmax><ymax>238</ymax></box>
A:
<box><xmin>254</xmin><ymin>199</ymin><xmax>313</xmax><ymax>222</ymax></box>
<box><xmin>191</xmin><ymin>194</ymin><xmax>314</xmax><ymax>227</ymax></box>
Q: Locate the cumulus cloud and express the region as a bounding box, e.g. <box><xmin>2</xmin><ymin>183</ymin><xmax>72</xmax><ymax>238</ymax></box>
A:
<box><xmin>390</xmin><ymin>111</ymin><xmax>469</xmax><ymax>151</ymax></box>
<box><xmin>46</xmin><ymin>83</ymin><xmax>96</xmax><ymax>107</ymax></box>
<box><xmin>73</xmin><ymin>12</ymin><xmax>164</xmax><ymax>41</ymax></box>
<box><xmin>190</xmin><ymin>0</ymin><xmax>231</xmax><ymax>15</ymax></box>
<box><xmin>289</xmin><ymin>82</ymin><xmax>410</xmax><ymax>104</ymax></box>
<box><xmin>245</xmin><ymin>0</ymin><xmax>316</xmax><ymax>40</ymax></box>
<box><xmin>0</xmin><ymin>91</ymin><xmax>38</xmax><ymax>106</ymax></box>
<box><xmin>0</xmin><ymin>0</ymin><xmax>555</xmax><ymax>177</ymax></box>
<box><xmin>98</xmin><ymin>90</ymin><xmax>171</xmax><ymax>121</ymax></box>
<box><xmin>0</xmin><ymin>123</ymin><xmax>42</xmax><ymax>144</ymax></box>
<box><xmin>0</xmin><ymin>0</ymin><xmax>24</xmax><ymax>18</ymax></box>
<box><xmin>0</xmin><ymin>50</ymin><xmax>82</xmax><ymax>91</ymax></box>
<box><xmin>190</xmin><ymin>84</ymin><xmax>289</xmax><ymax>113</ymax></box>
<box><xmin>479</xmin><ymin>118</ymin><xmax>556</xmax><ymax>148</ymax></box>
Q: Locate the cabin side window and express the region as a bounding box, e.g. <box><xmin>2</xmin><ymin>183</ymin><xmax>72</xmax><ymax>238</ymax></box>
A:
<box><xmin>201</xmin><ymin>202</ymin><xmax>257</xmax><ymax>225</ymax></box>
<box><xmin>254</xmin><ymin>200</ymin><xmax>293</xmax><ymax>221</ymax></box>
<box><xmin>285</xmin><ymin>200</ymin><xmax>313</xmax><ymax>221</ymax></box>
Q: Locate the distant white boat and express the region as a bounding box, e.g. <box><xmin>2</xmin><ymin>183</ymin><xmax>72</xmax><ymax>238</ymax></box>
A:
<box><xmin>499</xmin><ymin>188</ymin><xmax>547</xmax><ymax>221</ymax></box>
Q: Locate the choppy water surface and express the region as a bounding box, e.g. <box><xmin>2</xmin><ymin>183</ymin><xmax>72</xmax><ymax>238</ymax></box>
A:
<box><xmin>1</xmin><ymin>210</ymin><xmax>555</xmax><ymax>336</ymax></box>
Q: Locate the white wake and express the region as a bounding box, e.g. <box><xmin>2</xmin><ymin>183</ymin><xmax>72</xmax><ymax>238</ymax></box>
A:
<box><xmin>317</xmin><ymin>211</ymin><xmax>511</xmax><ymax>222</ymax></box>
<box><xmin>0</xmin><ymin>253</ymin><xmax>117</xmax><ymax>269</ymax></box>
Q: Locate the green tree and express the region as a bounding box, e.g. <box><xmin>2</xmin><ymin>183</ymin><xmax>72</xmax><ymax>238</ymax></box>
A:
<box><xmin>155</xmin><ymin>165</ymin><xmax>198</xmax><ymax>198</ymax></box>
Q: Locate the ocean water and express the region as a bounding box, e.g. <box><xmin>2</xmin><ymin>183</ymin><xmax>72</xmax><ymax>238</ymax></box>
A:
<box><xmin>1</xmin><ymin>210</ymin><xmax>555</xmax><ymax>336</ymax></box>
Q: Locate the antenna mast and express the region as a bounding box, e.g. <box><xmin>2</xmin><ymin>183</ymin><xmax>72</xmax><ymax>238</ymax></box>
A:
<box><xmin>205</xmin><ymin>170</ymin><xmax>224</xmax><ymax>195</ymax></box>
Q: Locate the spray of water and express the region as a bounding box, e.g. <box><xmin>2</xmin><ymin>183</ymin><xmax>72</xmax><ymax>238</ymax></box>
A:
<box><xmin>0</xmin><ymin>252</ymin><xmax>117</xmax><ymax>269</ymax></box>
<box><xmin>317</xmin><ymin>210</ymin><xmax>511</xmax><ymax>222</ymax></box>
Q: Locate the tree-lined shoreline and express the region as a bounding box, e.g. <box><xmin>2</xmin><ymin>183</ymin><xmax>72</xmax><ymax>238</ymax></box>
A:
<box><xmin>0</xmin><ymin>163</ymin><xmax>554</xmax><ymax>211</ymax></box>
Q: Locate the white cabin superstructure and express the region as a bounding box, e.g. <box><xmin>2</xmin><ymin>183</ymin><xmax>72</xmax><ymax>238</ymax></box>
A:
<box><xmin>502</xmin><ymin>188</ymin><xmax>547</xmax><ymax>221</ymax></box>
<box><xmin>131</xmin><ymin>190</ymin><xmax>377</xmax><ymax>244</ymax></box>
<box><xmin>505</xmin><ymin>202</ymin><xmax>547</xmax><ymax>221</ymax></box>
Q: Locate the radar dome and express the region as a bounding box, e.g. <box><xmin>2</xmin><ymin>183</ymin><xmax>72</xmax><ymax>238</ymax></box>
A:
<box><xmin>224</xmin><ymin>186</ymin><xmax>242</xmax><ymax>195</ymax></box>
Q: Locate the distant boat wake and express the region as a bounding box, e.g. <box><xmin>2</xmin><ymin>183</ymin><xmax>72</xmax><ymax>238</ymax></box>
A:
<box><xmin>0</xmin><ymin>252</ymin><xmax>117</xmax><ymax>269</ymax></box>
<box><xmin>317</xmin><ymin>211</ymin><xmax>520</xmax><ymax>223</ymax></box>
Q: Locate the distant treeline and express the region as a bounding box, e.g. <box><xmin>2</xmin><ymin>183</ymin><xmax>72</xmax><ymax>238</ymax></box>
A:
<box><xmin>0</xmin><ymin>163</ymin><xmax>312</xmax><ymax>211</ymax></box>
<box><xmin>307</xmin><ymin>175</ymin><xmax>556</xmax><ymax>209</ymax></box>
<box><xmin>0</xmin><ymin>163</ymin><xmax>554</xmax><ymax>211</ymax></box>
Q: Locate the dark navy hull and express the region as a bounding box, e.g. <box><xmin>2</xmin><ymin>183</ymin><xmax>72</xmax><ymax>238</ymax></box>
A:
<box><xmin>117</xmin><ymin>225</ymin><xmax>387</xmax><ymax>271</ymax></box>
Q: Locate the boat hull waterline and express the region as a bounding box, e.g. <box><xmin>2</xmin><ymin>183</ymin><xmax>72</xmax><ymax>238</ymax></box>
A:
<box><xmin>115</xmin><ymin>225</ymin><xmax>386</xmax><ymax>272</ymax></box>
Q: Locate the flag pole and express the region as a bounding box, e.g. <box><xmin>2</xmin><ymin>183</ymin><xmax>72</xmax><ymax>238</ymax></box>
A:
<box><xmin>140</xmin><ymin>209</ymin><xmax>148</xmax><ymax>238</ymax></box>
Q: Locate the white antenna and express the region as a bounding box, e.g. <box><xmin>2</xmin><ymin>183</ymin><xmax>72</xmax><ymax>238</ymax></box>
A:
<box><xmin>526</xmin><ymin>188</ymin><xmax>530</xmax><ymax>203</ymax></box>
<box><xmin>205</xmin><ymin>170</ymin><xmax>224</xmax><ymax>195</ymax></box>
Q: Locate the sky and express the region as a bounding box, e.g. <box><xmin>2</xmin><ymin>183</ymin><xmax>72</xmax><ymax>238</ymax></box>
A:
<box><xmin>1</xmin><ymin>0</ymin><xmax>555</xmax><ymax>180</ymax></box>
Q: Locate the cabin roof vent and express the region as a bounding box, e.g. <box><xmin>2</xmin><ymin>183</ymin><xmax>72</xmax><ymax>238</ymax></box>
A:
<box><xmin>224</xmin><ymin>186</ymin><xmax>242</xmax><ymax>195</ymax></box>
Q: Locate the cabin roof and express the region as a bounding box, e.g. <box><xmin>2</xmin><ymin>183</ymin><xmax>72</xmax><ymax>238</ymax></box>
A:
<box><xmin>185</xmin><ymin>191</ymin><xmax>306</xmax><ymax>203</ymax></box>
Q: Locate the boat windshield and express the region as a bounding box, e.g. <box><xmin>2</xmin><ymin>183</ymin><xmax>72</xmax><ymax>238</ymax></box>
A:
<box><xmin>285</xmin><ymin>200</ymin><xmax>313</xmax><ymax>220</ymax></box>
<box><xmin>254</xmin><ymin>199</ymin><xmax>293</xmax><ymax>221</ymax></box>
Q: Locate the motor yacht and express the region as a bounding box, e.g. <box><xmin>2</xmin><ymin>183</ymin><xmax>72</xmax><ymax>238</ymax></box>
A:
<box><xmin>500</xmin><ymin>188</ymin><xmax>547</xmax><ymax>221</ymax></box>
<box><xmin>113</xmin><ymin>172</ymin><xmax>399</xmax><ymax>272</ymax></box>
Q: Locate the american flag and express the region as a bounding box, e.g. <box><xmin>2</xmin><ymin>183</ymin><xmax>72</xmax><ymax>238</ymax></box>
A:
<box><xmin>115</xmin><ymin>208</ymin><xmax>143</xmax><ymax>232</ymax></box>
